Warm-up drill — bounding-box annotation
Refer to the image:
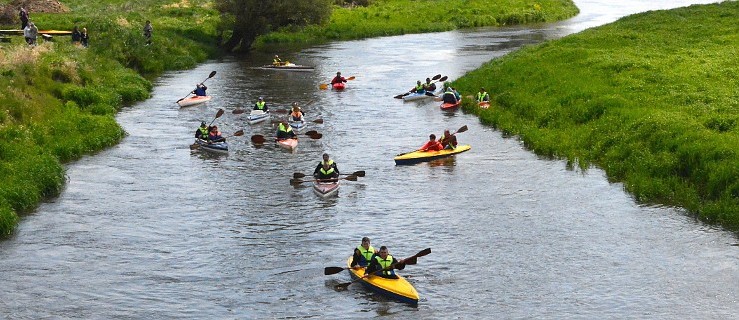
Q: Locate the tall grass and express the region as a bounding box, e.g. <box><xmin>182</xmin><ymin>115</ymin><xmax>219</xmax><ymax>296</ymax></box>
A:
<box><xmin>455</xmin><ymin>2</ymin><xmax>739</xmax><ymax>230</ymax></box>
<box><xmin>256</xmin><ymin>0</ymin><xmax>578</xmax><ymax>48</ymax></box>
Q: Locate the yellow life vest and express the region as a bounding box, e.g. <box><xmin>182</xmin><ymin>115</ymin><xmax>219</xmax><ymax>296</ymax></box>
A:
<box><xmin>374</xmin><ymin>254</ymin><xmax>395</xmax><ymax>276</ymax></box>
<box><xmin>356</xmin><ymin>245</ymin><xmax>376</xmax><ymax>265</ymax></box>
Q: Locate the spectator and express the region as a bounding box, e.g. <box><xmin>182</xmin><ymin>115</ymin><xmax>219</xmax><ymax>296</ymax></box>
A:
<box><xmin>80</xmin><ymin>27</ymin><xmax>89</xmax><ymax>47</ymax></box>
<box><xmin>19</xmin><ymin>7</ymin><xmax>29</xmax><ymax>30</ymax></box>
<box><xmin>24</xmin><ymin>22</ymin><xmax>38</xmax><ymax>46</ymax></box>
<box><xmin>71</xmin><ymin>26</ymin><xmax>82</xmax><ymax>45</ymax></box>
<box><xmin>143</xmin><ymin>20</ymin><xmax>153</xmax><ymax>45</ymax></box>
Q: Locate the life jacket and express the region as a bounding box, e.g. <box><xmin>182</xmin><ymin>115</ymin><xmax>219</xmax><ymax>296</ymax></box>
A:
<box><xmin>319</xmin><ymin>160</ymin><xmax>335</xmax><ymax>176</ymax></box>
<box><xmin>198</xmin><ymin>126</ymin><xmax>208</xmax><ymax>139</ymax></box>
<box><xmin>273</xmin><ymin>58</ymin><xmax>282</xmax><ymax>65</ymax></box>
<box><xmin>290</xmin><ymin>111</ymin><xmax>303</xmax><ymax>121</ymax></box>
<box><xmin>477</xmin><ymin>92</ymin><xmax>488</xmax><ymax>102</ymax></box>
<box><xmin>255</xmin><ymin>101</ymin><xmax>266</xmax><ymax>110</ymax></box>
<box><xmin>356</xmin><ymin>245</ymin><xmax>376</xmax><ymax>266</ymax></box>
<box><xmin>374</xmin><ymin>254</ymin><xmax>396</xmax><ymax>276</ymax></box>
<box><xmin>415</xmin><ymin>83</ymin><xmax>425</xmax><ymax>92</ymax></box>
<box><xmin>278</xmin><ymin>123</ymin><xmax>293</xmax><ymax>133</ymax></box>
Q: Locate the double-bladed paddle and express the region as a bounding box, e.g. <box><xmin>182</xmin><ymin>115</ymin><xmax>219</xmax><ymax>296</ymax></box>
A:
<box><xmin>250</xmin><ymin>131</ymin><xmax>322</xmax><ymax>144</ymax></box>
<box><xmin>176</xmin><ymin>71</ymin><xmax>216</xmax><ymax>103</ymax></box>
<box><xmin>393</xmin><ymin>74</ymin><xmax>442</xmax><ymax>99</ymax></box>
<box><xmin>333</xmin><ymin>248</ymin><xmax>431</xmax><ymax>290</ymax></box>
<box><xmin>293</xmin><ymin>170</ymin><xmax>365</xmax><ymax>179</ymax></box>
<box><xmin>319</xmin><ymin>76</ymin><xmax>356</xmax><ymax>90</ymax></box>
<box><xmin>289</xmin><ymin>175</ymin><xmax>357</xmax><ymax>185</ymax></box>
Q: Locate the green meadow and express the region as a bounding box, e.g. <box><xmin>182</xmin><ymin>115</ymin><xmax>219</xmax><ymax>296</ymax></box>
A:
<box><xmin>455</xmin><ymin>2</ymin><xmax>738</xmax><ymax>230</ymax></box>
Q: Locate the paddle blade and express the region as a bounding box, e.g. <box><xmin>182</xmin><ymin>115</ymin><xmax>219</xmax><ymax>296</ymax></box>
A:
<box><xmin>414</xmin><ymin>248</ymin><xmax>432</xmax><ymax>258</ymax></box>
<box><xmin>293</xmin><ymin>172</ymin><xmax>306</xmax><ymax>179</ymax></box>
<box><xmin>319</xmin><ymin>83</ymin><xmax>329</xmax><ymax>90</ymax></box>
<box><xmin>215</xmin><ymin>108</ymin><xmax>225</xmax><ymax>118</ymax></box>
<box><xmin>394</xmin><ymin>94</ymin><xmax>405</xmax><ymax>99</ymax></box>
<box><xmin>403</xmin><ymin>257</ymin><xmax>418</xmax><ymax>265</ymax></box>
<box><xmin>324</xmin><ymin>267</ymin><xmax>345</xmax><ymax>275</ymax></box>
<box><xmin>305</xmin><ymin>130</ymin><xmax>318</xmax><ymax>136</ymax></box>
<box><xmin>344</xmin><ymin>175</ymin><xmax>357</xmax><ymax>181</ymax></box>
<box><xmin>431</xmin><ymin>74</ymin><xmax>441</xmax><ymax>80</ymax></box>
<box><xmin>347</xmin><ymin>76</ymin><xmax>355</xmax><ymax>80</ymax></box>
<box><xmin>439</xmin><ymin>76</ymin><xmax>448</xmax><ymax>82</ymax></box>
<box><xmin>208</xmin><ymin>71</ymin><xmax>217</xmax><ymax>79</ymax></box>
<box><xmin>456</xmin><ymin>125</ymin><xmax>469</xmax><ymax>134</ymax></box>
<box><xmin>308</xmin><ymin>133</ymin><xmax>322</xmax><ymax>139</ymax></box>
<box><xmin>313</xmin><ymin>119</ymin><xmax>324</xmax><ymax>124</ymax></box>
<box><xmin>353</xmin><ymin>170</ymin><xmax>365</xmax><ymax>177</ymax></box>
<box><xmin>233</xmin><ymin>130</ymin><xmax>244</xmax><ymax>137</ymax></box>
<box><xmin>289</xmin><ymin>179</ymin><xmax>307</xmax><ymax>185</ymax></box>
<box><xmin>233</xmin><ymin>108</ymin><xmax>245</xmax><ymax>115</ymax></box>
<box><xmin>251</xmin><ymin>135</ymin><xmax>266</xmax><ymax>144</ymax></box>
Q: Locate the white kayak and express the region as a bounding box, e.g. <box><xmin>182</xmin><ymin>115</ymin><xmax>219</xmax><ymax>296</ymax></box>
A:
<box><xmin>402</xmin><ymin>92</ymin><xmax>436</xmax><ymax>101</ymax></box>
<box><xmin>247</xmin><ymin>110</ymin><xmax>270</xmax><ymax>124</ymax></box>
<box><xmin>289</xmin><ymin>120</ymin><xmax>308</xmax><ymax>131</ymax></box>
<box><xmin>178</xmin><ymin>95</ymin><xmax>212</xmax><ymax>107</ymax></box>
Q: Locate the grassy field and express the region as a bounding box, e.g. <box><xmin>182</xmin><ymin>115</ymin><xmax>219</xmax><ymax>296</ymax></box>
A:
<box><xmin>454</xmin><ymin>2</ymin><xmax>738</xmax><ymax>230</ymax></box>
<box><xmin>256</xmin><ymin>0</ymin><xmax>579</xmax><ymax>49</ymax></box>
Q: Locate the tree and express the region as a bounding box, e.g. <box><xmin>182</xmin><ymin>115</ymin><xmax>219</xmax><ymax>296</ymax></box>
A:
<box><xmin>215</xmin><ymin>0</ymin><xmax>332</xmax><ymax>52</ymax></box>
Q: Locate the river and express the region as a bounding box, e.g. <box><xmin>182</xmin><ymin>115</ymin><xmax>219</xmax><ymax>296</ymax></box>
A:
<box><xmin>1</xmin><ymin>0</ymin><xmax>736</xmax><ymax>319</ymax></box>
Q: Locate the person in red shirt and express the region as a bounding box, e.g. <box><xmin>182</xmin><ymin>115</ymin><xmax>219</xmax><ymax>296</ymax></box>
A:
<box><xmin>419</xmin><ymin>134</ymin><xmax>443</xmax><ymax>152</ymax></box>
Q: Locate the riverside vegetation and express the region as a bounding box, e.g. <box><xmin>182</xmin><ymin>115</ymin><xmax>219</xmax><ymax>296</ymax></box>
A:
<box><xmin>0</xmin><ymin>0</ymin><xmax>579</xmax><ymax>235</ymax></box>
<box><xmin>456</xmin><ymin>2</ymin><xmax>738</xmax><ymax>230</ymax></box>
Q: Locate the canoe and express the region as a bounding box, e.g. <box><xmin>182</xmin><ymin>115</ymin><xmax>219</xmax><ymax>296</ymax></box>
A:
<box><xmin>247</xmin><ymin>110</ymin><xmax>270</xmax><ymax>124</ymax></box>
<box><xmin>178</xmin><ymin>95</ymin><xmax>212</xmax><ymax>108</ymax></box>
<box><xmin>259</xmin><ymin>63</ymin><xmax>314</xmax><ymax>72</ymax></box>
<box><xmin>394</xmin><ymin>145</ymin><xmax>471</xmax><ymax>165</ymax></box>
<box><xmin>313</xmin><ymin>180</ymin><xmax>340</xmax><ymax>198</ymax></box>
<box><xmin>332</xmin><ymin>82</ymin><xmax>346</xmax><ymax>90</ymax></box>
<box><xmin>276</xmin><ymin>138</ymin><xmax>298</xmax><ymax>150</ymax></box>
<box><xmin>440</xmin><ymin>97</ymin><xmax>462</xmax><ymax>110</ymax></box>
<box><xmin>289</xmin><ymin>120</ymin><xmax>307</xmax><ymax>131</ymax></box>
<box><xmin>194</xmin><ymin>138</ymin><xmax>228</xmax><ymax>153</ymax></box>
<box><xmin>345</xmin><ymin>256</ymin><xmax>419</xmax><ymax>306</ymax></box>
<box><xmin>478</xmin><ymin>101</ymin><xmax>490</xmax><ymax>109</ymax></box>
<box><xmin>402</xmin><ymin>92</ymin><xmax>435</xmax><ymax>101</ymax></box>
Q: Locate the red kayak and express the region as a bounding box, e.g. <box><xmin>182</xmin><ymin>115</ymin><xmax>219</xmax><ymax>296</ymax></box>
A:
<box><xmin>440</xmin><ymin>97</ymin><xmax>462</xmax><ymax>110</ymax></box>
<box><xmin>332</xmin><ymin>82</ymin><xmax>346</xmax><ymax>90</ymax></box>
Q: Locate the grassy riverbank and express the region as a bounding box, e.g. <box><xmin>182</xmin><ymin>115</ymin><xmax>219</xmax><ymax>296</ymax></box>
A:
<box><xmin>0</xmin><ymin>0</ymin><xmax>221</xmax><ymax>236</ymax></box>
<box><xmin>455</xmin><ymin>2</ymin><xmax>738</xmax><ymax>230</ymax></box>
<box><xmin>256</xmin><ymin>0</ymin><xmax>579</xmax><ymax>49</ymax></box>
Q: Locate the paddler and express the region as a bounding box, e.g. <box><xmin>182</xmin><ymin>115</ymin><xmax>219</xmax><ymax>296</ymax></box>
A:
<box><xmin>276</xmin><ymin>121</ymin><xmax>296</xmax><ymax>140</ymax></box>
<box><xmin>254</xmin><ymin>96</ymin><xmax>268</xmax><ymax>111</ymax></box>
<box><xmin>438</xmin><ymin>129</ymin><xmax>458</xmax><ymax>150</ymax></box>
<box><xmin>419</xmin><ymin>134</ymin><xmax>443</xmax><ymax>152</ymax></box>
<box><xmin>289</xmin><ymin>103</ymin><xmax>305</xmax><ymax>122</ymax></box>
<box><xmin>313</xmin><ymin>153</ymin><xmax>339</xmax><ymax>180</ymax></box>
<box><xmin>351</xmin><ymin>237</ymin><xmax>378</xmax><ymax>267</ymax></box>
<box><xmin>365</xmin><ymin>246</ymin><xmax>406</xmax><ymax>279</ymax></box>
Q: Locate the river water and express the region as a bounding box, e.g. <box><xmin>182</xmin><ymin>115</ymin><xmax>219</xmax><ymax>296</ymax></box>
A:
<box><xmin>1</xmin><ymin>1</ymin><xmax>736</xmax><ymax>319</ymax></box>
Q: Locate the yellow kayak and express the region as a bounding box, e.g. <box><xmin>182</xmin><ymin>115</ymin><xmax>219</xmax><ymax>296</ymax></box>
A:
<box><xmin>346</xmin><ymin>257</ymin><xmax>419</xmax><ymax>306</ymax></box>
<box><xmin>394</xmin><ymin>144</ymin><xmax>471</xmax><ymax>165</ymax></box>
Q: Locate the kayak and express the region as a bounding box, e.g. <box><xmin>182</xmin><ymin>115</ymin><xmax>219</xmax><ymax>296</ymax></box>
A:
<box><xmin>394</xmin><ymin>145</ymin><xmax>471</xmax><ymax>165</ymax></box>
<box><xmin>289</xmin><ymin>120</ymin><xmax>308</xmax><ymax>131</ymax></box>
<box><xmin>345</xmin><ymin>257</ymin><xmax>419</xmax><ymax>306</ymax></box>
<box><xmin>194</xmin><ymin>138</ymin><xmax>228</xmax><ymax>153</ymax></box>
<box><xmin>332</xmin><ymin>82</ymin><xmax>346</xmax><ymax>90</ymax></box>
<box><xmin>440</xmin><ymin>97</ymin><xmax>462</xmax><ymax>110</ymax></box>
<box><xmin>178</xmin><ymin>95</ymin><xmax>212</xmax><ymax>108</ymax></box>
<box><xmin>259</xmin><ymin>63</ymin><xmax>314</xmax><ymax>72</ymax></box>
<box><xmin>402</xmin><ymin>92</ymin><xmax>435</xmax><ymax>101</ymax></box>
<box><xmin>276</xmin><ymin>138</ymin><xmax>298</xmax><ymax>151</ymax></box>
<box><xmin>313</xmin><ymin>180</ymin><xmax>340</xmax><ymax>198</ymax></box>
<box><xmin>478</xmin><ymin>101</ymin><xmax>490</xmax><ymax>109</ymax></box>
<box><xmin>247</xmin><ymin>110</ymin><xmax>270</xmax><ymax>124</ymax></box>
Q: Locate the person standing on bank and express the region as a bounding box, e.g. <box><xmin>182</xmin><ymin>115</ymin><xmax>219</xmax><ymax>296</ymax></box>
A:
<box><xmin>143</xmin><ymin>20</ymin><xmax>153</xmax><ymax>45</ymax></box>
<box><xmin>80</xmin><ymin>27</ymin><xmax>89</xmax><ymax>47</ymax></box>
<box><xmin>71</xmin><ymin>25</ymin><xmax>82</xmax><ymax>45</ymax></box>
<box><xmin>19</xmin><ymin>7</ymin><xmax>29</xmax><ymax>30</ymax></box>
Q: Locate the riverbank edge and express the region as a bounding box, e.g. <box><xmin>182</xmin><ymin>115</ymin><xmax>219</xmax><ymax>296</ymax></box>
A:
<box><xmin>455</xmin><ymin>2</ymin><xmax>738</xmax><ymax>231</ymax></box>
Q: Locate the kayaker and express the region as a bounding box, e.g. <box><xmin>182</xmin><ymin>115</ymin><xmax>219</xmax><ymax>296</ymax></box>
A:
<box><xmin>423</xmin><ymin>78</ymin><xmax>437</xmax><ymax>93</ymax></box>
<box><xmin>314</xmin><ymin>153</ymin><xmax>340</xmax><ymax>180</ymax></box>
<box><xmin>208</xmin><ymin>125</ymin><xmax>225</xmax><ymax>142</ymax></box>
<box><xmin>476</xmin><ymin>87</ymin><xmax>490</xmax><ymax>103</ymax></box>
<box><xmin>441</xmin><ymin>86</ymin><xmax>458</xmax><ymax>104</ymax></box>
<box><xmin>273</xmin><ymin>55</ymin><xmax>283</xmax><ymax>66</ymax></box>
<box><xmin>366</xmin><ymin>246</ymin><xmax>406</xmax><ymax>279</ymax></box>
<box><xmin>193</xmin><ymin>83</ymin><xmax>208</xmax><ymax>97</ymax></box>
<box><xmin>194</xmin><ymin>121</ymin><xmax>209</xmax><ymax>140</ymax></box>
<box><xmin>439</xmin><ymin>129</ymin><xmax>458</xmax><ymax>150</ymax></box>
<box><xmin>419</xmin><ymin>134</ymin><xmax>443</xmax><ymax>152</ymax></box>
<box><xmin>289</xmin><ymin>104</ymin><xmax>305</xmax><ymax>122</ymax></box>
<box><xmin>330</xmin><ymin>72</ymin><xmax>347</xmax><ymax>85</ymax></box>
<box><xmin>254</xmin><ymin>97</ymin><xmax>268</xmax><ymax>111</ymax></box>
<box><xmin>276</xmin><ymin>121</ymin><xmax>296</xmax><ymax>140</ymax></box>
<box><xmin>351</xmin><ymin>237</ymin><xmax>378</xmax><ymax>267</ymax></box>
<box><xmin>410</xmin><ymin>80</ymin><xmax>425</xmax><ymax>94</ymax></box>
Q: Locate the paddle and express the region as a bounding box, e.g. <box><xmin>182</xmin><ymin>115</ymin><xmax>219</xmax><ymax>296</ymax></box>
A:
<box><xmin>190</xmin><ymin>129</ymin><xmax>243</xmax><ymax>149</ymax></box>
<box><xmin>324</xmin><ymin>255</ymin><xmax>421</xmax><ymax>276</ymax></box>
<box><xmin>424</xmin><ymin>76</ymin><xmax>448</xmax><ymax>96</ymax></box>
<box><xmin>290</xmin><ymin>175</ymin><xmax>358</xmax><ymax>185</ymax></box>
<box><xmin>395</xmin><ymin>125</ymin><xmax>468</xmax><ymax>156</ymax></box>
<box><xmin>334</xmin><ymin>248</ymin><xmax>431</xmax><ymax>290</ymax></box>
<box><xmin>271</xmin><ymin>118</ymin><xmax>324</xmax><ymax>124</ymax></box>
<box><xmin>250</xmin><ymin>130</ymin><xmax>321</xmax><ymax>144</ymax></box>
<box><xmin>393</xmin><ymin>74</ymin><xmax>443</xmax><ymax>99</ymax></box>
<box><xmin>293</xmin><ymin>170</ymin><xmax>365</xmax><ymax>179</ymax></box>
<box><xmin>176</xmin><ymin>71</ymin><xmax>216</xmax><ymax>103</ymax></box>
<box><xmin>209</xmin><ymin>108</ymin><xmax>225</xmax><ymax>127</ymax></box>
<box><xmin>319</xmin><ymin>76</ymin><xmax>356</xmax><ymax>90</ymax></box>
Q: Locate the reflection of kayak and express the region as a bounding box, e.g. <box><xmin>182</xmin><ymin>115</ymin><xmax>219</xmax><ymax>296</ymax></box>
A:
<box><xmin>259</xmin><ymin>63</ymin><xmax>314</xmax><ymax>71</ymax></box>
<box><xmin>402</xmin><ymin>92</ymin><xmax>435</xmax><ymax>101</ymax></box>
<box><xmin>332</xmin><ymin>82</ymin><xmax>346</xmax><ymax>90</ymax></box>
<box><xmin>194</xmin><ymin>138</ymin><xmax>228</xmax><ymax>153</ymax></box>
<box><xmin>289</xmin><ymin>120</ymin><xmax>307</xmax><ymax>131</ymax></box>
<box><xmin>346</xmin><ymin>257</ymin><xmax>419</xmax><ymax>306</ymax></box>
<box><xmin>440</xmin><ymin>97</ymin><xmax>462</xmax><ymax>110</ymax></box>
<box><xmin>178</xmin><ymin>95</ymin><xmax>212</xmax><ymax>107</ymax></box>
<box><xmin>247</xmin><ymin>110</ymin><xmax>270</xmax><ymax>124</ymax></box>
<box><xmin>313</xmin><ymin>180</ymin><xmax>340</xmax><ymax>198</ymax></box>
<box><xmin>276</xmin><ymin>138</ymin><xmax>298</xmax><ymax>150</ymax></box>
<box><xmin>394</xmin><ymin>145</ymin><xmax>471</xmax><ymax>165</ymax></box>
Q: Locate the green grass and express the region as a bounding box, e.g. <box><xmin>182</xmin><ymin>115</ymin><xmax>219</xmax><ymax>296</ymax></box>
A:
<box><xmin>255</xmin><ymin>0</ymin><xmax>579</xmax><ymax>49</ymax></box>
<box><xmin>454</xmin><ymin>2</ymin><xmax>739</xmax><ymax>230</ymax></box>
